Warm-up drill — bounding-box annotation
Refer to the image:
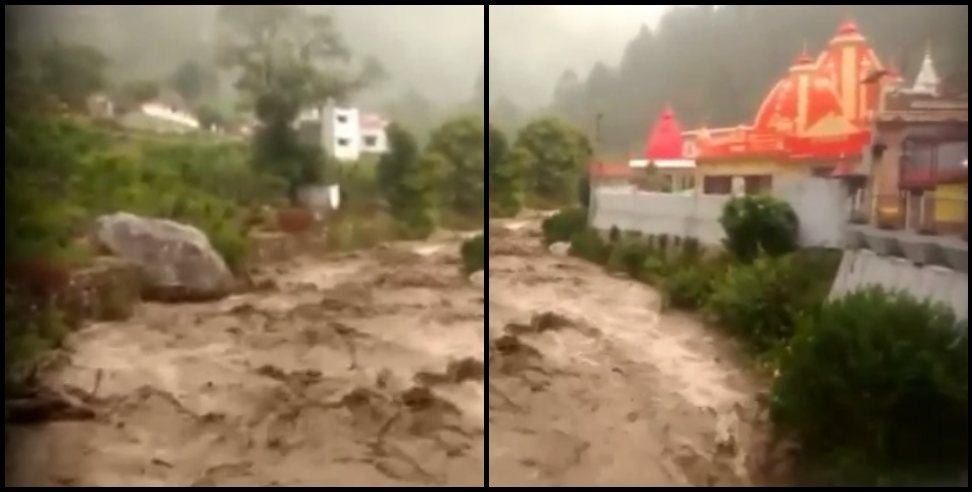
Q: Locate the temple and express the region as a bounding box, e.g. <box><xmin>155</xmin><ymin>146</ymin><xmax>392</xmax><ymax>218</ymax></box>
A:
<box><xmin>679</xmin><ymin>20</ymin><xmax>901</xmax><ymax>193</ymax></box>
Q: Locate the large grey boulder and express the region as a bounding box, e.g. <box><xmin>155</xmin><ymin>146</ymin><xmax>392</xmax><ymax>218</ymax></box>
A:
<box><xmin>94</xmin><ymin>212</ymin><xmax>235</xmax><ymax>301</ymax></box>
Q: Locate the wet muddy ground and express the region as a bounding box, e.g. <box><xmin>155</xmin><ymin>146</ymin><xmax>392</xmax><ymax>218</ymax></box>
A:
<box><xmin>5</xmin><ymin>236</ymin><xmax>485</xmax><ymax>487</ymax></box>
<box><xmin>487</xmin><ymin>217</ymin><xmax>781</xmax><ymax>486</ymax></box>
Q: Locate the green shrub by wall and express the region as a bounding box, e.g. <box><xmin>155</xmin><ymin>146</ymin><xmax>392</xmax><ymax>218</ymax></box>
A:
<box><xmin>772</xmin><ymin>287</ymin><xmax>968</xmax><ymax>486</ymax></box>
<box><xmin>720</xmin><ymin>194</ymin><xmax>799</xmax><ymax>263</ymax></box>
<box><xmin>541</xmin><ymin>207</ymin><xmax>588</xmax><ymax>245</ymax></box>
<box><xmin>707</xmin><ymin>253</ymin><xmax>833</xmax><ymax>355</ymax></box>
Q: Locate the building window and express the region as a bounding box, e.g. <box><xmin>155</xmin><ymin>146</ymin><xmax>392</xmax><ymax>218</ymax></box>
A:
<box><xmin>363</xmin><ymin>136</ymin><xmax>378</xmax><ymax>148</ymax></box>
<box><xmin>703</xmin><ymin>176</ymin><xmax>732</xmax><ymax>195</ymax></box>
<box><xmin>337</xmin><ymin>138</ymin><xmax>350</xmax><ymax>147</ymax></box>
<box><xmin>679</xmin><ymin>174</ymin><xmax>696</xmax><ymax>191</ymax></box>
<box><xmin>744</xmin><ymin>175</ymin><xmax>773</xmax><ymax>195</ymax></box>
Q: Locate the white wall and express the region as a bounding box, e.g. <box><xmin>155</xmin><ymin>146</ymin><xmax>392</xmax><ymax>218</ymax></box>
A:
<box><xmin>325</xmin><ymin>106</ymin><xmax>362</xmax><ymax>162</ymax></box>
<box><xmin>591</xmin><ymin>177</ymin><xmax>852</xmax><ymax>248</ymax></box>
<box><xmin>140</xmin><ymin>103</ymin><xmax>200</xmax><ymax>129</ymax></box>
<box><xmin>298</xmin><ymin>184</ymin><xmax>341</xmax><ymax>218</ymax></box>
<box><xmin>774</xmin><ymin>177</ymin><xmax>852</xmax><ymax>248</ymax></box>
<box><xmin>830</xmin><ymin>249</ymin><xmax>968</xmax><ymax>322</ymax></box>
<box><xmin>592</xmin><ymin>189</ymin><xmax>730</xmax><ymax>245</ymax></box>
<box><xmin>317</xmin><ymin>104</ymin><xmax>390</xmax><ymax>163</ymax></box>
<box><xmin>360</xmin><ymin>126</ymin><xmax>388</xmax><ymax>153</ymax></box>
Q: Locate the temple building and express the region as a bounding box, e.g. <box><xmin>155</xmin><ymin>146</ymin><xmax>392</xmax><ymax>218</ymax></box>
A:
<box><xmin>862</xmin><ymin>47</ymin><xmax>968</xmax><ymax>238</ymax></box>
<box><xmin>591</xmin><ymin>105</ymin><xmax>697</xmax><ymax>192</ymax></box>
<box><xmin>631</xmin><ymin>105</ymin><xmax>697</xmax><ymax>193</ymax></box>
<box><xmin>682</xmin><ymin>20</ymin><xmax>901</xmax><ymax>194</ymax></box>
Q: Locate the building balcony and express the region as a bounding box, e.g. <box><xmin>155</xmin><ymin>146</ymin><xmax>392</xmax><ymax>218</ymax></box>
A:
<box><xmin>846</xmin><ymin>191</ymin><xmax>968</xmax><ymax>272</ymax></box>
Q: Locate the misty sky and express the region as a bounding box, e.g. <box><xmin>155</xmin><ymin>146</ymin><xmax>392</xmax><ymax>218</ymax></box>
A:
<box><xmin>335</xmin><ymin>5</ymin><xmax>484</xmax><ymax>104</ymax></box>
<box><xmin>10</xmin><ymin>5</ymin><xmax>485</xmax><ymax>107</ymax></box>
<box><xmin>488</xmin><ymin>5</ymin><xmax>676</xmax><ymax>106</ymax></box>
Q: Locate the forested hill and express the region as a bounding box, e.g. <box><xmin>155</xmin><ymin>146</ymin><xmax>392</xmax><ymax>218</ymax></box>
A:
<box><xmin>527</xmin><ymin>5</ymin><xmax>968</xmax><ymax>156</ymax></box>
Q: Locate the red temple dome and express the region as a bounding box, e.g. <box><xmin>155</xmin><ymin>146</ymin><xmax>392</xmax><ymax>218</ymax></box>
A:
<box><xmin>753</xmin><ymin>55</ymin><xmax>847</xmax><ymax>136</ymax></box>
<box><xmin>645</xmin><ymin>105</ymin><xmax>684</xmax><ymax>159</ymax></box>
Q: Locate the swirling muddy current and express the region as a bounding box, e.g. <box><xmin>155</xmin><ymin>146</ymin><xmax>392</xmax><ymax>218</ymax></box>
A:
<box><xmin>5</xmin><ymin>238</ymin><xmax>485</xmax><ymax>487</ymax></box>
<box><xmin>487</xmin><ymin>217</ymin><xmax>784</xmax><ymax>487</ymax></box>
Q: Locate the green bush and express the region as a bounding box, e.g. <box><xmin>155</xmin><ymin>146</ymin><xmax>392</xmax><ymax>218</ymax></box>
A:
<box><xmin>608</xmin><ymin>225</ymin><xmax>622</xmax><ymax>243</ymax></box>
<box><xmin>658</xmin><ymin>234</ymin><xmax>670</xmax><ymax>253</ymax></box>
<box><xmin>461</xmin><ymin>234</ymin><xmax>486</xmax><ymax>274</ymax></box>
<box><xmin>578</xmin><ymin>173</ymin><xmax>591</xmax><ymax>208</ymax></box>
<box><xmin>720</xmin><ymin>194</ymin><xmax>799</xmax><ymax>263</ymax></box>
<box><xmin>569</xmin><ymin>229</ymin><xmax>609</xmax><ymax>264</ymax></box>
<box><xmin>4</xmin><ymin>291</ymin><xmax>67</xmax><ymax>392</ymax></box>
<box><xmin>707</xmin><ymin>253</ymin><xmax>832</xmax><ymax>355</ymax></box>
<box><xmin>209</xmin><ymin>222</ymin><xmax>248</xmax><ymax>274</ymax></box>
<box><xmin>681</xmin><ymin>237</ymin><xmax>701</xmax><ymax>261</ymax></box>
<box><xmin>639</xmin><ymin>253</ymin><xmax>673</xmax><ymax>285</ymax></box>
<box><xmin>606</xmin><ymin>237</ymin><xmax>654</xmax><ymax>278</ymax></box>
<box><xmin>772</xmin><ymin>288</ymin><xmax>968</xmax><ymax>486</ymax></box>
<box><xmin>663</xmin><ymin>261</ymin><xmax>722</xmax><ymax>309</ymax></box>
<box><xmin>541</xmin><ymin>207</ymin><xmax>588</xmax><ymax>245</ymax></box>
<box><xmin>326</xmin><ymin>211</ymin><xmax>399</xmax><ymax>251</ymax></box>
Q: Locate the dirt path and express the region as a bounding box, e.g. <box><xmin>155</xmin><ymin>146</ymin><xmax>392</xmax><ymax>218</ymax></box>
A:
<box><xmin>5</xmin><ymin>235</ymin><xmax>485</xmax><ymax>487</ymax></box>
<box><xmin>487</xmin><ymin>217</ymin><xmax>780</xmax><ymax>486</ymax></box>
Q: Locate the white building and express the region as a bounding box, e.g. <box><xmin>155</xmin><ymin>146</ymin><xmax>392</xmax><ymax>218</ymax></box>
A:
<box><xmin>139</xmin><ymin>102</ymin><xmax>201</xmax><ymax>130</ymax></box>
<box><xmin>120</xmin><ymin>95</ymin><xmax>201</xmax><ymax>134</ymax></box>
<box><xmin>298</xmin><ymin>101</ymin><xmax>390</xmax><ymax>163</ymax></box>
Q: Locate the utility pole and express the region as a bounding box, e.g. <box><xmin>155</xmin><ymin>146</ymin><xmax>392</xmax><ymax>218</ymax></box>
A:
<box><xmin>589</xmin><ymin>112</ymin><xmax>604</xmax><ymax>226</ymax></box>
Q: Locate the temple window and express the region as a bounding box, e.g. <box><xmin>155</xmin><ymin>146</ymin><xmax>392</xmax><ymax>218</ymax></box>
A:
<box><xmin>744</xmin><ymin>175</ymin><xmax>773</xmax><ymax>195</ymax></box>
<box><xmin>703</xmin><ymin>176</ymin><xmax>732</xmax><ymax>195</ymax></box>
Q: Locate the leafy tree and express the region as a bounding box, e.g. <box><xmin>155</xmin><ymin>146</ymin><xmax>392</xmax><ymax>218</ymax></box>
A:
<box><xmin>117</xmin><ymin>79</ymin><xmax>161</xmax><ymax>109</ymax></box>
<box><xmin>196</xmin><ymin>104</ymin><xmax>227</xmax><ymax>131</ymax></box>
<box><xmin>377</xmin><ymin>124</ymin><xmax>444</xmax><ymax>237</ymax></box>
<box><xmin>427</xmin><ymin>116</ymin><xmax>486</xmax><ymax>217</ymax></box>
<box><xmin>215</xmin><ymin>5</ymin><xmax>382</xmax><ymax>202</ymax></box>
<box><xmin>169</xmin><ymin>60</ymin><xmax>216</xmax><ymax>103</ymax></box>
<box><xmin>377</xmin><ymin>123</ymin><xmax>420</xmax><ymax>207</ymax></box>
<box><xmin>37</xmin><ymin>40</ymin><xmax>109</xmax><ymax>111</ymax></box>
<box><xmin>514</xmin><ymin>117</ymin><xmax>592</xmax><ymax>205</ymax></box>
<box><xmin>488</xmin><ymin>125</ymin><xmax>528</xmax><ymax>218</ymax></box>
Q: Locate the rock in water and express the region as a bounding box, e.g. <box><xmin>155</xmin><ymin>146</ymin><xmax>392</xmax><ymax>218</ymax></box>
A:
<box><xmin>469</xmin><ymin>270</ymin><xmax>485</xmax><ymax>289</ymax></box>
<box><xmin>549</xmin><ymin>242</ymin><xmax>570</xmax><ymax>256</ymax></box>
<box><xmin>94</xmin><ymin>213</ymin><xmax>235</xmax><ymax>301</ymax></box>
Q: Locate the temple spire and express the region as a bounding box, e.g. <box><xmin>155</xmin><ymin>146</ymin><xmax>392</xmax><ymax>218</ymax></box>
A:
<box><xmin>911</xmin><ymin>43</ymin><xmax>940</xmax><ymax>95</ymax></box>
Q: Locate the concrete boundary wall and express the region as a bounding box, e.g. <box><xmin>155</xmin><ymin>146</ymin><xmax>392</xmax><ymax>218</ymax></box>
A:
<box><xmin>592</xmin><ymin>177</ymin><xmax>851</xmax><ymax>247</ymax></box>
<box><xmin>830</xmin><ymin>249</ymin><xmax>968</xmax><ymax>322</ymax></box>
<box><xmin>591</xmin><ymin>190</ymin><xmax>729</xmax><ymax>245</ymax></box>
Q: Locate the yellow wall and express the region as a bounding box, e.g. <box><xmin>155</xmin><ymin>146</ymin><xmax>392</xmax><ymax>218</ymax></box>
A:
<box><xmin>695</xmin><ymin>159</ymin><xmax>812</xmax><ymax>184</ymax></box>
<box><xmin>934</xmin><ymin>183</ymin><xmax>968</xmax><ymax>223</ymax></box>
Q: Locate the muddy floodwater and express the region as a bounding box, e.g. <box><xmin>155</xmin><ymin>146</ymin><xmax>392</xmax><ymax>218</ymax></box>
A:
<box><xmin>487</xmin><ymin>217</ymin><xmax>781</xmax><ymax>487</ymax></box>
<box><xmin>6</xmin><ymin>219</ymin><xmax>785</xmax><ymax>487</ymax></box>
<box><xmin>5</xmin><ymin>235</ymin><xmax>485</xmax><ymax>487</ymax></box>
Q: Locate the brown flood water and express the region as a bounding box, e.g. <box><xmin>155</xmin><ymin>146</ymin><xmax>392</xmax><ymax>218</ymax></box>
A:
<box><xmin>5</xmin><ymin>235</ymin><xmax>485</xmax><ymax>487</ymax></box>
<box><xmin>487</xmin><ymin>216</ymin><xmax>781</xmax><ymax>487</ymax></box>
<box><xmin>6</xmin><ymin>219</ymin><xmax>784</xmax><ymax>487</ymax></box>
